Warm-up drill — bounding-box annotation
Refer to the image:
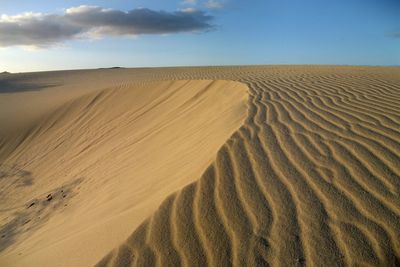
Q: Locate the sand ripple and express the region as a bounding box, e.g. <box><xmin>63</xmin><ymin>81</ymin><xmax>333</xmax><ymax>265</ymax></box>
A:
<box><xmin>97</xmin><ymin>66</ymin><xmax>400</xmax><ymax>266</ymax></box>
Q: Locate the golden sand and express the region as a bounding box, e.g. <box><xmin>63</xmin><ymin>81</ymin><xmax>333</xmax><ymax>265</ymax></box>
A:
<box><xmin>1</xmin><ymin>66</ymin><xmax>399</xmax><ymax>266</ymax></box>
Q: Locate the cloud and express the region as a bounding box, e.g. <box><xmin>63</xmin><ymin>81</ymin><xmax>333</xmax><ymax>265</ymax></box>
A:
<box><xmin>182</xmin><ymin>0</ymin><xmax>197</xmax><ymax>4</ymax></box>
<box><xmin>0</xmin><ymin>6</ymin><xmax>214</xmax><ymax>47</ymax></box>
<box><xmin>181</xmin><ymin>8</ymin><xmax>198</xmax><ymax>13</ymax></box>
<box><xmin>205</xmin><ymin>0</ymin><xmax>224</xmax><ymax>9</ymax></box>
<box><xmin>388</xmin><ymin>32</ymin><xmax>400</xmax><ymax>38</ymax></box>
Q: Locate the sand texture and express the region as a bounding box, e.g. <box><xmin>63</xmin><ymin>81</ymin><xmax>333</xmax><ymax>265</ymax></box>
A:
<box><xmin>1</xmin><ymin>66</ymin><xmax>400</xmax><ymax>266</ymax></box>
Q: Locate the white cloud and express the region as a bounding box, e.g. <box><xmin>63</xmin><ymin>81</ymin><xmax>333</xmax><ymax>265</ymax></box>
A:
<box><xmin>181</xmin><ymin>8</ymin><xmax>198</xmax><ymax>13</ymax></box>
<box><xmin>182</xmin><ymin>0</ymin><xmax>197</xmax><ymax>5</ymax></box>
<box><xmin>65</xmin><ymin>5</ymin><xmax>99</xmax><ymax>14</ymax></box>
<box><xmin>0</xmin><ymin>12</ymin><xmax>43</xmax><ymax>22</ymax></box>
<box><xmin>205</xmin><ymin>0</ymin><xmax>224</xmax><ymax>9</ymax></box>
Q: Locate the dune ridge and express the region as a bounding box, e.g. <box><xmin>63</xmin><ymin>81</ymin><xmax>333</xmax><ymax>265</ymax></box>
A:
<box><xmin>96</xmin><ymin>66</ymin><xmax>400</xmax><ymax>266</ymax></box>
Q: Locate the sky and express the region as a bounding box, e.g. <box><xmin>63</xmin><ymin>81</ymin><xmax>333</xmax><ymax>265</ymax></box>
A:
<box><xmin>0</xmin><ymin>0</ymin><xmax>399</xmax><ymax>72</ymax></box>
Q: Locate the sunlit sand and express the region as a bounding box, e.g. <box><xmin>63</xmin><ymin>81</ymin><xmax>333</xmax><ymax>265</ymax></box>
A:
<box><xmin>1</xmin><ymin>66</ymin><xmax>399</xmax><ymax>266</ymax></box>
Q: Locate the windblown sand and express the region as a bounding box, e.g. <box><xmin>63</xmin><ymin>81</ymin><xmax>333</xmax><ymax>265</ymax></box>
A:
<box><xmin>0</xmin><ymin>66</ymin><xmax>399</xmax><ymax>266</ymax></box>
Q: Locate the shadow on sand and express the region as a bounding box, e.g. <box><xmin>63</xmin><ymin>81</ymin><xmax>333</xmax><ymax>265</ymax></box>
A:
<box><xmin>0</xmin><ymin>76</ymin><xmax>58</xmax><ymax>93</ymax></box>
<box><xmin>0</xmin><ymin>176</ymin><xmax>83</xmax><ymax>252</ymax></box>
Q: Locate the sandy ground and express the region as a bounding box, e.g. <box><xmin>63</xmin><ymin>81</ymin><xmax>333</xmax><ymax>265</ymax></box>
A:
<box><xmin>1</xmin><ymin>66</ymin><xmax>400</xmax><ymax>266</ymax></box>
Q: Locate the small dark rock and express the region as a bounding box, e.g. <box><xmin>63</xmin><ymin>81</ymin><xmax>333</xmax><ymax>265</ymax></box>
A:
<box><xmin>62</xmin><ymin>195</ymin><xmax>66</xmax><ymax>198</ymax></box>
<box><xmin>28</xmin><ymin>202</ymin><xmax>35</xmax><ymax>208</ymax></box>
<box><xmin>1</xmin><ymin>234</ymin><xmax>5</xmax><ymax>238</ymax></box>
<box><xmin>259</xmin><ymin>237</ymin><xmax>269</xmax><ymax>248</ymax></box>
<box><xmin>46</xmin><ymin>194</ymin><xmax>52</xmax><ymax>201</ymax></box>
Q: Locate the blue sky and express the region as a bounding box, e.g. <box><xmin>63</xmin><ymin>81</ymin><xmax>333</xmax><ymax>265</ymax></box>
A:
<box><xmin>0</xmin><ymin>0</ymin><xmax>399</xmax><ymax>72</ymax></box>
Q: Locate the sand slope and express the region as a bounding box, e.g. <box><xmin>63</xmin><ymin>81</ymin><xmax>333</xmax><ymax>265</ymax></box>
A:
<box><xmin>0</xmin><ymin>77</ymin><xmax>247</xmax><ymax>266</ymax></box>
<box><xmin>96</xmin><ymin>66</ymin><xmax>400</xmax><ymax>267</ymax></box>
<box><xmin>1</xmin><ymin>66</ymin><xmax>400</xmax><ymax>266</ymax></box>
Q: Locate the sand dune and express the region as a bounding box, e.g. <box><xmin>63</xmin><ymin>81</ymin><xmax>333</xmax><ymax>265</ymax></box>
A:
<box><xmin>1</xmin><ymin>66</ymin><xmax>400</xmax><ymax>266</ymax></box>
<box><xmin>0</xmin><ymin>76</ymin><xmax>247</xmax><ymax>266</ymax></box>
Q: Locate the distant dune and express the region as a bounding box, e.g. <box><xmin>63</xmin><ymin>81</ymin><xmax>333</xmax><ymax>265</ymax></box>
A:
<box><xmin>0</xmin><ymin>66</ymin><xmax>399</xmax><ymax>266</ymax></box>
